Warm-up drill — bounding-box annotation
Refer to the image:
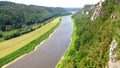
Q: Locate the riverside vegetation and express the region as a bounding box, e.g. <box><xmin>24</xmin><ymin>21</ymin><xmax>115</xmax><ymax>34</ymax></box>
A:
<box><xmin>57</xmin><ymin>0</ymin><xmax>120</xmax><ymax>68</ymax></box>
<box><xmin>0</xmin><ymin>1</ymin><xmax>70</xmax><ymax>41</ymax></box>
<box><xmin>0</xmin><ymin>17</ymin><xmax>61</xmax><ymax>67</ymax></box>
<box><xmin>0</xmin><ymin>1</ymin><xmax>70</xmax><ymax>67</ymax></box>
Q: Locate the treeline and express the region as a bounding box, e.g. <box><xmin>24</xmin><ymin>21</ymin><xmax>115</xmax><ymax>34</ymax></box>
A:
<box><xmin>0</xmin><ymin>20</ymin><xmax>48</xmax><ymax>40</ymax></box>
<box><xmin>3</xmin><ymin>24</ymin><xmax>41</xmax><ymax>40</ymax></box>
<box><xmin>58</xmin><ymin>0</ymin><xmax>120</xmax><ymax>68</ymax></box>
<box><xmin>0</xmin><ymin>1</ymin><xmax>70</xmax><ymax>31</ymax></box>
<box><xmin>0</xmin><ymin>1</ymin><xmax>70</xmax><ymax>41</ymax></box>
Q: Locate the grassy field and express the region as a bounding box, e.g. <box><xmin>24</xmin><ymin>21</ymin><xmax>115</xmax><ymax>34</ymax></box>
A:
<box><xmin>0</xmin><ymin>18</ymin><xmax>55</xmax><ymax>41</ymax></box>
<box><xmin>0</xmin><ymin>17</ymin><xmax>60</xmax><ymax>59</ymax></box>
<box><xmin>0</xmin><ymin>19</ymin><xmax>60</xmax><ymax>67</ymax></box>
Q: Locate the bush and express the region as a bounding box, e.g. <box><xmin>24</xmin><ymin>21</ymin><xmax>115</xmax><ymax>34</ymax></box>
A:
<box><xmin>0</xmin><ymin>33</ymin><xmax>3</xmax><ymax>38</ymax></box>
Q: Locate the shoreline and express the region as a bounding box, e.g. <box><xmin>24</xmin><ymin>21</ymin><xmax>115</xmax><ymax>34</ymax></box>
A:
<box><xmin>55</xmin><ymin>18</ymin><xmax>74</xmax><ymax>68</ymax></box>
<box><xmin>55</xmin><ymin>36</ymin><xmax>72</xmax><ymax>68</ymax></box>
<box><xmin>2</xmin><ymin>25</ymin><xmax>58</xmax><ymax>68</ymax></box>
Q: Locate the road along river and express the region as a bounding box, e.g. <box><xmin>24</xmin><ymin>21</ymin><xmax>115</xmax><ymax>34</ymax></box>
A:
<box><xmin>4</xmin><ymin>15</ymin><xmax>73</xmax><ymax>68</ymax></box>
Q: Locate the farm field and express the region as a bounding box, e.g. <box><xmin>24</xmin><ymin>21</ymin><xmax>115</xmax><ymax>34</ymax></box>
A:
<box><xmin>0</xmin><ymin>17</ymin><xmax>60</xmax><ymax>59</ymax></box>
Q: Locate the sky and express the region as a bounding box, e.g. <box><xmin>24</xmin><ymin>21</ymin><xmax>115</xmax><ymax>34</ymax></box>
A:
<box><xmin>0</xmin><ymin>0</ymin><xmax>101</xmax><ymax>8</ymax></box>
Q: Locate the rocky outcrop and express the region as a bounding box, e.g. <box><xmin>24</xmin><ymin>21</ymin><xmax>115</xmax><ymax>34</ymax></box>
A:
<box><xmin>110</xmin><ymin>14</ymin><xmax>117</xmax><ymax>19</ymax></box>
<box><xmin>109</xmin><ymin>40</ymin><xmax>117</xmax><ymax>63</ymax></box>
<box><xmin>91</xmin><ymin>0</ymin><xmax>103</xmax><ymax>21</ymax></box>
<box><xmin>115</xmin><ymin>0</ymin><xmax>120</xmax><ymax>3</ymax></box>
<box><xmin>108</xmin><ymin>40</ymin><xmax>120</xmax><ymax>68</ymax></box>
<box><xmin>5</xmin><ymin>25</ymin><xmax>12</xmax><ymax>31</ymax></box>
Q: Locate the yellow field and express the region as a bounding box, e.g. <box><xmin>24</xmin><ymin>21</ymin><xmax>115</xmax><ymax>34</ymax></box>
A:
<box><xmin>0</xmin><ymin>17</ymin><xmax>60</xmax><ymax>59</ymax></box>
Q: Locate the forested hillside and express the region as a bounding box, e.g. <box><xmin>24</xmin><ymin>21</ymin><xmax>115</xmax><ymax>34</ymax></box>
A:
<box><xmin>64</xmin><ymin>8</ymin><xmax>81</xmax><ymax>13</ymax></box>
<box><xmin>57</xmin><ymin>0</ymin><xmax>120</xmax><ymax>68</ymax></box>
<box><xmin>0</xmin><ymin>1</ymin><xmax>69</xmax><ymax>31</ymax></box>
<box><xmin>0</xmin><ymin>1</ymin><xmax>70</xmax><ymax>41</ymax></box>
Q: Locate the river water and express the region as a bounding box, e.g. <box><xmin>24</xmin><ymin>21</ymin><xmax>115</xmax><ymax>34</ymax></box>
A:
<box><xmin>5</xmin><ymin>15</ymin><xmax>73</xmax><ymax>68</ymax></box>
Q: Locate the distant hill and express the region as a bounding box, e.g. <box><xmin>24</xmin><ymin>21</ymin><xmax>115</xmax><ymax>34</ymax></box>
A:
<box><xmin>65</xmin><ymin>8</ymin><xmax>81</xmax><ymax>13</ymax></box>
<box><xmin>0</xmin><ymin>1</ymin><xmax>70</xmax><ymax>31</ymax></box>
<box><xmin>83</xmin><ymin>4</ymin><xmax>94</xmax><ymax>10</ymax></box>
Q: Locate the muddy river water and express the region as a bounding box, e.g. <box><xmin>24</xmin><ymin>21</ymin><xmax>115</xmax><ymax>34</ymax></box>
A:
<box><xmin>5</xmin><ymin>15</ymin><xmax>73</xmax><ymax>68</ymax></box>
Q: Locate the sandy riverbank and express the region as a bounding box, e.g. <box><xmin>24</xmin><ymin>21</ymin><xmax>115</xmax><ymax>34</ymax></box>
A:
<box><xmin>2</xmin><ymin>28</ymin><xmax>58</xmax><ymax>68</ymax></box>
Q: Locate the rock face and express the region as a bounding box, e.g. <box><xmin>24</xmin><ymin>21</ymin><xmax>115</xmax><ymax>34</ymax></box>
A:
<box><xmin>91</xmin><ymin>0</ymin><xmax>103</xmax><ymax>21</ymax></box>
<box><xmin>5</xmin><ymin>25</ymin><xmax>12</xmax><ymax>31</ymax></box>
<box><xmin>108</xmin><ymin>40</ymin><xmax>120</xmax><ymax>68</ymax></box>
<box><xmin>110</xmin><ymin>14</ymin><xmax>117</xmax><ymax>19</ymax></box>
<box><xmin>109</xmin><ymin>40</ymin><xmax>117</xmax><ymax>63</ymax></box>
<box><xmin>115</xmin><ymin>0</ymin><xmax>120</xmax><ymax>3</ymax></box>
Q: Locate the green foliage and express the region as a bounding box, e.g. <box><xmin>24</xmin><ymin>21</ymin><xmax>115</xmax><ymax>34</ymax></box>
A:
<box><xmin>0</xmin><ymin>1</ymin><xmax>69</xmax><ymax>31</ymax></box>
<box><xmin>83</xmin><ymin>5</ymin><xmax>94</xmax><ymax>11</ymax></box>
<box><xmin>0</xmin><ymin>1</ymin><xmax>69</xmax><ymax>30</ymax></box>
<box><xmin>0</xmin><ymin>33</ymin><xmax>3</xmax><ymax>38</ymax></box>
<box><xmin>58</xmin><ymin>0</ymin><xmax>120</xmax><ymax>68</ymax></box>
<box><xmin>0</xmin><ymin>1</ymin><xmax>70</xmax><ymax>40</ymax></box>
<box><xmin>0</xmin><ymin>20</ymin><xmax>60</xmax><ymax>67</ymax></box>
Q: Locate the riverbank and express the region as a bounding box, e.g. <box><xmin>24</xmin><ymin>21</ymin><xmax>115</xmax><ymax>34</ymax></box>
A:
<box><xmin>0</xmin><ymin>17</ymin><xmax>61</xmax><ymax>68</ymax></box>
<box><xmin>2</xmin><ymin>15</ymin><xmax>73</xmax><ymax>68</ymax></box>
<box><xmin>56</xmin><ymin>18</ymin><xmax>76</xmax><ymax>68</ymax></box>
<box><xmin>2</xmin><ymin>23</ymin><xmax>59</xmax><ymax>68</ymax></box>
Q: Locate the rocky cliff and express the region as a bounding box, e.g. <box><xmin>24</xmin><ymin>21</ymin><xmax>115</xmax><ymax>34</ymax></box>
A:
<box><xmin>91</xmin><ymin>0</ymin><xmax>103</xmax><ymax>21</ymax></box>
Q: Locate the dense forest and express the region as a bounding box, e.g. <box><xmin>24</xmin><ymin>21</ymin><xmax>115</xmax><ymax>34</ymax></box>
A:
<box><xmin>0</xmin><ymin>1</ymin><xmax>70</xmax><ymax>41</ymax></box>
<box><xmin>58</xmin><ymin>0</ymin><xmax>120</xmax><ymax>68</ymax></box>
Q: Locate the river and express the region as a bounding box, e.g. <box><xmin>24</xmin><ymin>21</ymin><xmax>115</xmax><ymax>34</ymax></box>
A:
<box><xmin>5</xmin><ymin>15</ymin><xmax>73</xmax><ymax>68</ymax></box>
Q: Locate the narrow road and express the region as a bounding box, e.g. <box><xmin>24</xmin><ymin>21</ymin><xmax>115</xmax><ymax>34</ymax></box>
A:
<box><xmin>4</xmin><ymin>15</ymin><xmax>73</xmax><ymax>68</ymax></box>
